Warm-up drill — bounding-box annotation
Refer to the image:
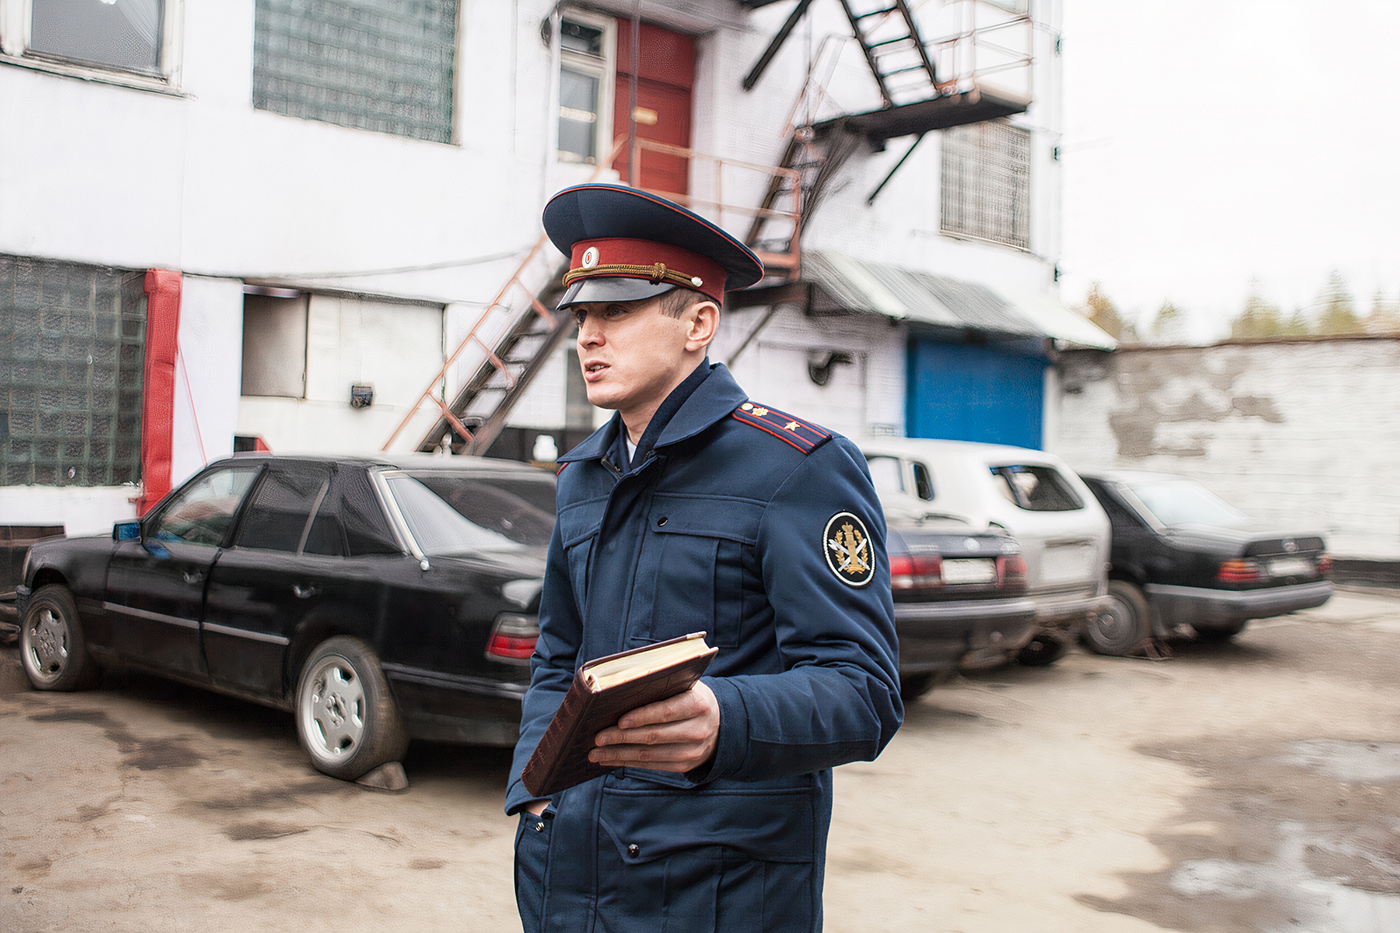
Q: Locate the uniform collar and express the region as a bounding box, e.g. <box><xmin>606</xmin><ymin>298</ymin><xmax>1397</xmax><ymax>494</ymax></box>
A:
<box><xmin>559</xmin><ymin>362</ymin><xmax>749</xmax><ymax>465</ymax></box>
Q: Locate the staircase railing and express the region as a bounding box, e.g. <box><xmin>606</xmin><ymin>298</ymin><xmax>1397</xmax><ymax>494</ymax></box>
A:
<box><xmin>628</xmin><ymin>138</ymin><xmax>803</xmax><ymax>277</ymax></box>
<box><xmin>381</xmin><ymin>140</ymin><xmax>627</xmax><ymax>454</ymax></box>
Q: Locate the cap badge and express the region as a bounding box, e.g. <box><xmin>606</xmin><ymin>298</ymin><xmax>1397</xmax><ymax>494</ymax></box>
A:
<box><xmin>581</xmin><ymin>246</ymin><xmax>600</xmax><ymax>269</ymax></box>
<box><xmin>824</xmin><ymin>512</ymin><xmax>874</xmax><ymax>587</ymax></box>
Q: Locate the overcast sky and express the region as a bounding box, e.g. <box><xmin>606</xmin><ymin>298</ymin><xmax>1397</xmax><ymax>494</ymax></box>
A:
<box><xmin>1057</xmin><ymin>0</ymin><xmax>1400</xmax><ymax>340</ymax></box>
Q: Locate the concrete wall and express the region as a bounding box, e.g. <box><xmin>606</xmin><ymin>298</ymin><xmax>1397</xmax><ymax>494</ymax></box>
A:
<box><xmin>1051</xmin><ymin>337</ymin><xmax>1400</xmax><ymax>561</ymax></box>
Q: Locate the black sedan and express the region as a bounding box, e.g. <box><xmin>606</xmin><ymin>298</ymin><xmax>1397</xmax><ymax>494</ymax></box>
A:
<box><xmin>1079</xmin><ymin>471</ymin><xmax>1333</xmax><ymax>654</ymax></box>
<box><xmin>887</xmin><ymin>518</ymin><xmax>1034</xmax><ymax>698</ymax></box>
<box><xmin>17</xmin><ymin>453</ymin><xmax>553</xmax><ymax>784</ymax></box>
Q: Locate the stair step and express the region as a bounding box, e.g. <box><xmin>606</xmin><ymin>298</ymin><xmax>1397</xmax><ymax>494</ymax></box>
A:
<box><xmin>868</xmin><ymin>34</ymin><xmax>916</xmax><ymax>49</ymax></box>
<box><xmin>881</xmin><ymin>63</ymin><xmax>933</xmax><ymax>78</ymax></box>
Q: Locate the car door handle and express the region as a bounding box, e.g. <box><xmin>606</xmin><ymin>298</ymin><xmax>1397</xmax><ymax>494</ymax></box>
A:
<box><xmin>183</xmin><ymin>571</ymin><xmax>204</xmax><ymax>585</ymax></box>
<box><xmin>292</xmin><ymin>584</ymin><xmax>318</xmax><ymax>599</ymax></box>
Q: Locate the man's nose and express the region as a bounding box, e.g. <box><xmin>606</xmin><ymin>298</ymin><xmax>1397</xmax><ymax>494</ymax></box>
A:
<box><xmin>577</xmin><ymin>316</ymin><xmax>602</xmax><ymax>347</ymax></box>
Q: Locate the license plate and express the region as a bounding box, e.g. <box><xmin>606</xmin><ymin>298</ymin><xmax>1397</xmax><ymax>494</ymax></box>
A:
<box><xmin>1267</xmin><ymin>557</ymin><xmax>1313</xmax><ymax>577</ymax></box>
<box><xmin>941</xmin><ymin>558</ymin><xmax>997</xmax><ymax>585</ymax></box>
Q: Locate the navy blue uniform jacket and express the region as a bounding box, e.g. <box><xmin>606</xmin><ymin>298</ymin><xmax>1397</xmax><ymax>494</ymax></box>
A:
<box><xmin>507</xmin><ymin>363</ymin><xmax>903</xmax><ymax>932</ymax></box>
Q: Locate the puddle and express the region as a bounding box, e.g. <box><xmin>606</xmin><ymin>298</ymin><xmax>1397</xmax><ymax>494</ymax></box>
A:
<box><xmin>1168</xmin><ymin>822</ymin><xmax>1400</xmax><ymax>933</ymax></box>
<box><xmin>1086</xmin><ymin>735</ymin><xmax>1400</xmax><ymax>932</ymax></box>
<box><xmin>1281</xmin><ymin>740</ymin><xmax>1400</xmax><ymax>783</ymax></box>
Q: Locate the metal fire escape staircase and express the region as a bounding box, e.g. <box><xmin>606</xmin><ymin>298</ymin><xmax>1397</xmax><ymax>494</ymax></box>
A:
<box><xmin>386</xmin><ymin>1</ymin><xmax>1033</xmax><ymax>456</ymax></box>
<box><xmin>732</xmin><ymin>0</ymin><xmax>1033</xmax><ymax>314</ymax></box>
<box><xmin>380</xmin><ymin>235</ymin><xmax>574</xmax><ymax>456</ymax></box>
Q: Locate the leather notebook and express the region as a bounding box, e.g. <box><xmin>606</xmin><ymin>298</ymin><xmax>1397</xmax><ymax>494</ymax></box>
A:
<box><xmin>520</xmin><ymin>631</ymin><xmax>718</xmax><ymax>798</ymax></box>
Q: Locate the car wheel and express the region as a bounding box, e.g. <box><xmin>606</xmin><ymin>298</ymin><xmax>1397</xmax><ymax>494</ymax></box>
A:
<box><xmin>295</xmin><ymin>636</ymin><xmax>409</xmax><ymax>781</ymax></box>
<box><xmin>1190</xmin><ymin>619</ymin><xmax>1249</xmax><ymax>641</ymax></box>
<box><xmin>20</xmin><ymin>584</ymin><xmax>100</xmax><ymax>691</ymax></box>
<box><xmin>1083</xmin><ymin>580</ymin><xmax>1151</xmax><ymax>656</ymax></box>
<box><xmin>1016</xmin><ymin>633</ymin><xmax>1067</xmax><ymax>666</ymax></box>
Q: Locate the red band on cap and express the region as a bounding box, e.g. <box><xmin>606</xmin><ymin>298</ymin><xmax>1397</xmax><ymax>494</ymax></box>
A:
<box><xmin>567</xmin><ymin>238</ymin><xmax>727</xmax><ymax>303</ymax></box>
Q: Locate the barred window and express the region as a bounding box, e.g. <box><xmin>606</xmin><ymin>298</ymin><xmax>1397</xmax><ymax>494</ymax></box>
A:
<box><xmin>0</xmin><ymin>257</ymin><xmax>146</xmax><ymax>487</ymax></box>
<box><xmin>940</xmin><ymin>120</ymin><xmax>1031</xmax><ymax>251</ymax></box>
<box><xmin>253</xmin><ymin>0</ymin><xmax>457</xmax><ymax>144</ymax></box>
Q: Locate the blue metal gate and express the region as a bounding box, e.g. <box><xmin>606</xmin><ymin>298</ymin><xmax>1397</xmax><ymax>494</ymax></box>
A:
<box><xmin>906</xmin><ymin>339</ymin><xmax>1046</xmax><ymax>448</ymax></box>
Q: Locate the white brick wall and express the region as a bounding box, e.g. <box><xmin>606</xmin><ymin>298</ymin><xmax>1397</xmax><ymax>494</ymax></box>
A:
<box><xmin>1051</xmin><ymin>337</ymin><xmax>1400</xmax><ymax>560</ymax></box>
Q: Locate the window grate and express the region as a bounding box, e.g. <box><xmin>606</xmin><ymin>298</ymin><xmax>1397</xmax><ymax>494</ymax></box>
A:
<box><xmin>253</xmin><ymin>0</ymin><xmax>458</xmax><ymax>144</ymax></box>
<box><xmin>0</xmin><ymin>256</ymin><xmax>146</xmax><ymax>487</ymax></box>
<box><xmin>940</xmin><ymin>120</ymin><xmax>1031</xmax><ymax>251</ymax></box>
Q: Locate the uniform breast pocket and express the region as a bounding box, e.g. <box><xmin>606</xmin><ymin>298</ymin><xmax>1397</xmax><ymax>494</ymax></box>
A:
<box><xmin>558</xmin><ymin>498</ymin><xmax>606</xmax><ymax>610</ymax></box>
<box><xmin>646</xmin><ymin>496</ymin><xmax>763</xmax><ymax>649</ymax></box>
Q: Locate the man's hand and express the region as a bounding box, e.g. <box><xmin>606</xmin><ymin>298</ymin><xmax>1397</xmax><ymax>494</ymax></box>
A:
<box><xmin>589</xmin><ymin>681</ymin><xmax>720</xmax><ymax>773</ymax></box>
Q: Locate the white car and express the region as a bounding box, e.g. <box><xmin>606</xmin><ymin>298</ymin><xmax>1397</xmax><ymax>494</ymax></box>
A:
<box><xmin>859</xmin><ymin>438</ymin><xmax>1112</xmax><ymax>664</ymax></box>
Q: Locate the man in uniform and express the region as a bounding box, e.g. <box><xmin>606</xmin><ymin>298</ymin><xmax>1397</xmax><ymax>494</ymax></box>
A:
<box><xmin>506</xmin><ymin>183</ymin><xmax>902</xmax><ymax>932</ymax></box>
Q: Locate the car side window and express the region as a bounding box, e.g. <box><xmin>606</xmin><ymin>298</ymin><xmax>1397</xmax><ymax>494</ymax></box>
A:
<box><xmin>233</xmin><ymin>466</ymin><xmax>331</xmax><ymax>553</ymax></box>
<box><xmin>864</xmin><ymin>456</ymin><xmax>905</xmax><ymax>496</ymax></box>
<box><xmin>1094</xmin><ymin>488</ymin><xmax>1144</xmax><ymax>531</ymax></box>
<box><xmin>990</xmin><ymin>466</ymin><xmax>1084</xmax><ymax>512</ymax></box>
<box><xmin>149</xmin><ymin>466</ymin><xmax>262</xmax><ymax>546</ymax></box>
<box><xmin>911</xmin><ymin>462</ymin><xmax>934</xmax><ymax>501</ymax></box>
<box><xmin>332</xmin><ymin>469</ymin><xmax>403</xmax><ymax>557</ymax></box>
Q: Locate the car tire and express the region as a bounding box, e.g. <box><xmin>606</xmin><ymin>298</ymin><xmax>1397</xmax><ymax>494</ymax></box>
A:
<box><xmin>1190</xmin><ymin>619</ymin><xmax>1249</xmax><ymax>641</ymax></box>
<box><xmin>1083</xmin><ymin>580</ymin><xmax>1151</xmax><ymax>656</ymax></box>
<box><xmin>1016</xmin><ymin>632</ymin><xmax>1067</xmax><ymax>666</ymax></box>
<box><xmin>295</xmin><ymin>636</ymin><xmax>409</xmax><ymax>781</ymax></box>
<box><xmin>20</xmin><ymin>584</ymin><xmax>100</xmax><ymax>691</ymax></box>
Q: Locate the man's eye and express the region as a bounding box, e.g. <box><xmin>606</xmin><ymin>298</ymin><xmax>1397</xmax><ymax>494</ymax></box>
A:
<box><xmin>573</xmin><ymin>310</ymin><xmax>587</xmax><ymax>325</ymax></box>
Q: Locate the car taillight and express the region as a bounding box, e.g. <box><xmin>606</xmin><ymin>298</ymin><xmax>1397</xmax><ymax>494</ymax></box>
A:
<box><xmin>890</xmin><ymin>553</ymin><xmax>942</xmax><ymax>590</ymax></box>
<box><xmin>998</xmin><ymin>554</ymin><xmax>1028</xmax><ymax>589</ymax></box>
<box><xmin>1316</xmin><ymin>552</ymin><xmax>1333</xmax><ymax>577</ymax></box>
<box><xmin>1217</xmin><ymin>559</ymin><xmax>1262</xmax><ymax>584</ymax></box>
<box><xmin>486</xmin><ymin>613</ymin><xmax>538</xmax><ymax>664</ymax></box>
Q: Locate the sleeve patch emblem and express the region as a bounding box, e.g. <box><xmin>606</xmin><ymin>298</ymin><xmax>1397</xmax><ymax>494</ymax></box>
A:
<box><xmin>824</xmin><ymin>512</ymin><xmax>875</xmax><ymax>587</ymax></box>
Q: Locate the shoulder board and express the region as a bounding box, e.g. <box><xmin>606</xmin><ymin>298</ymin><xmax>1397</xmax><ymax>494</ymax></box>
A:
<box><xmin>731</xmin><ymin>401</ymin><xmax>831</xmax><ymax>454</ymax></box>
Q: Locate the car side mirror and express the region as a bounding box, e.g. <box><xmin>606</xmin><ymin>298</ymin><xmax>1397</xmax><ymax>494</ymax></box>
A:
<box><xmin>113</xmin><ymin>520</ymin><xmax>141</xmax><ymax>541</ymax></box>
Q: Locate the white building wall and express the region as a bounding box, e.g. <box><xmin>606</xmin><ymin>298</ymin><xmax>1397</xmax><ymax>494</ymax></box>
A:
<box><xmin>2</xmin><ymin>0</ymin><xmax>1065</xmax><ymax>530</ymax></box>
<box><xmin>714</xmin><ymin>306</ymin><xmax>907</xmax><ymax>440</ymax></box>
<box><xmin>1051</xmin><ymin>338</ymin><xmax>1400</xmax><ymax>560</ymax></box>
<box><xmin>237</xmin><ymin>295</ymin><xmax>445</xmax><ymax>456</ymax></box>
<box><xmin>172</xmin><ymin>276</ymin><xmax>244</xmax><ymax>487</ymax></box>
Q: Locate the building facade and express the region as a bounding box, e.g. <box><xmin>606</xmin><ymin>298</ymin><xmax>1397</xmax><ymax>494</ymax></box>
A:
<box><xmin>1</xmin><ymin>0</ymin><xmax>1103</xmax><ymax>540</ymax></box>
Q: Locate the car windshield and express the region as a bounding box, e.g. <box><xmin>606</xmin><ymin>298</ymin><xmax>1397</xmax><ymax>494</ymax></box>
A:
<box><xmin>1123</xmin><ymin>477</ymin><xmax>1250</xmax><ymax>527</ymax></box>
<box><xmin>384</xmin><ymin>470</ymin><xmax>555</xmax><ymax>556</ymax></box>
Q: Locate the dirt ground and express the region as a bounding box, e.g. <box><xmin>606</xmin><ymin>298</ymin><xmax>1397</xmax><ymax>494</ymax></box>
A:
<box><xmin>2</xmin><ymin>588</ymin><xmax>1398</xmax><ymax>932</ymax></box>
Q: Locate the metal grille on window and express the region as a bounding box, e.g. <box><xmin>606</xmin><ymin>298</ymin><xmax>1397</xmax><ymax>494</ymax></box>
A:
<box><xmin>252</xmin><ymin>0</ymin><xmax>457</xmax><ymax>144</ymax></box>
<box><xmin>940</xmin><ymin>120</ymin><xmax>1031</xmax><ymax>251</ymax></box>
<box><xmin>0</xmin><ymin>256</ymin><xmax>146</xmax><ymax>487</ymax></box>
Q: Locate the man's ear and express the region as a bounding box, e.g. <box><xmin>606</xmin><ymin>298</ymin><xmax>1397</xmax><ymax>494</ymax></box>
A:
<box><xmin>684</xmin><ymin>301</ymin><xmax>719</xmax><ymax>351</ymax></box>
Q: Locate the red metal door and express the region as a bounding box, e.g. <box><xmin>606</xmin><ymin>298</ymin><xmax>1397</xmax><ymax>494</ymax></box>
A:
<box><xmin>613</xmin><ymin>20</ymin><xmax>694</xmax><ymax>197</ymax></box>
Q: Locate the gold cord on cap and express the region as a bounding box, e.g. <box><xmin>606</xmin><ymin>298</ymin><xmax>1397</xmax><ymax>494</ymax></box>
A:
<box><xmin>563</xmin><ymin>263</ymin><xmax>707</xmax><ymax>291</ymax></box>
